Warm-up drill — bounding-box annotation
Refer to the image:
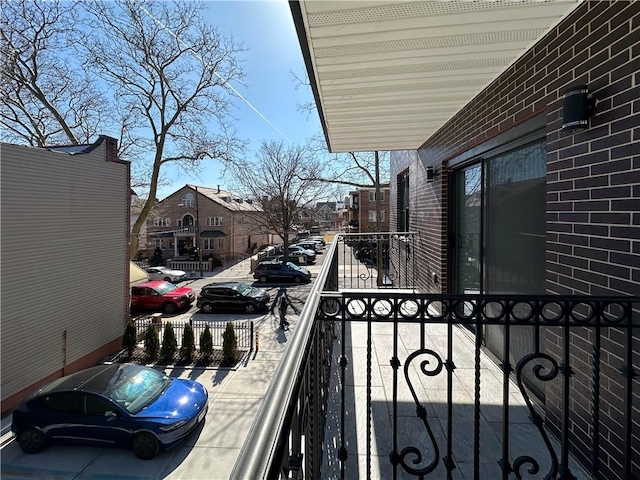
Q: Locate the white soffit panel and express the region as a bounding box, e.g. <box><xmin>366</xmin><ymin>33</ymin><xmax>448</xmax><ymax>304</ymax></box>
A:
<box><xmin>297</xmin><ymin>0</ymin><xmax>581</xmax><ymax>152</ymax></box>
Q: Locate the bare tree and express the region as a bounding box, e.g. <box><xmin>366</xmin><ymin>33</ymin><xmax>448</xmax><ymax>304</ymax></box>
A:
<box><xmin>0</xmin><ymin>0</ymin><xmax>107</xmax><ymax>146</ymax></box>
<box><xmin>228</xmin><ymin>140</ymin><xmax>326</xmax><ymax>260</ymax></box>
<box><xmin>80</xmin><ymin>0</ymin><xmax>246</xmax><ymax>257</ymax></box>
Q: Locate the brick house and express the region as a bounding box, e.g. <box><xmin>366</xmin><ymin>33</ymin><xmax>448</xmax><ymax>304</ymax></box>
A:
<box><xmin>146</xmin><ymin>184</ymin><xmax>269</xmax><ymax>264</ymax></box>
<box><xmin>1</xmin><ymin>136</ymin><xmax>130</xmax><ymax>415</ymax></box>
<box><xmin>348</xmin><ymin>185</ymin><xmax>391</xmax><ymax>233</ymax></box>
<box><xmin>292</xmin><ymin>1</ymin><xmax>639</xmax><ymax>478</ymax></box>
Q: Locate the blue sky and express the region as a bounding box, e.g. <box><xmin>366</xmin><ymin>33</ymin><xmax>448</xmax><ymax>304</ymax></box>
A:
<box><xmin>156</xmin><ymin>0</ymin><xmax>322</xmax><ymax>199</ymax></box>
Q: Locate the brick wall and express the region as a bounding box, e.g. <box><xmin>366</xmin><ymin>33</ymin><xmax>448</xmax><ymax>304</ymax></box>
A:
<box><xmin>390</xmin><ymin>2</ymin><xmax>639</xmax><ymax>477</ymax></box>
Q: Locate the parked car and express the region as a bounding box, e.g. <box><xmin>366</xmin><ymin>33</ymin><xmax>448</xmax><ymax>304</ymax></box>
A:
<box><xmin>253</xmin><ymin>261</ymin><xmax>311</xmax><ymax>284</ymax></box>
<box><xmin>144</xmin><ymin>266</ymin><xmax>186</xmax><ymax>283</ymax></box>
<box><xmin>11</xmin><ymin>363</ymin><xmax>208</xmax><ymax>460</ymax></box>
<box><xmin>197</xmin><ymin>282</ymin><xmax>270</xmax><ymax>314</ymax></box>
<box><xmin>309</xmin><ymin>236</ymin><xmax>326</xmax><ymax>246</ymax></box>
<box><xmin>131</xmin><ymin>281</ymin><xmax>195</xmax><ymax>314</ymax></box>
<box><xmin>272</xmin><ymin>254</ymin><xmax>307</xmax><ymax>266</ymax></box>
<box><xmin>287</xmin><ymin>245</ymin><xmax>316</xmax><ymax>263</ymax></box>
<box><xmin>293</xmin><ymin>240</ymin><xmax>322</xmax><ymax>252</ymax></box>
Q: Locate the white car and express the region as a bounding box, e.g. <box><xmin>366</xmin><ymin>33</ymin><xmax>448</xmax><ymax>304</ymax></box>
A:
<box><xmin>145</xmin><ymin>266</ymin><xmax>186</xmax><ymax>283</ymax></box>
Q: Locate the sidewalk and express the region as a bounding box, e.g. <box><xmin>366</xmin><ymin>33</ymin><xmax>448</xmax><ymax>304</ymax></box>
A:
<box><xmin>0</xmin><ymin>256</ymin><xmax>304</xmax><ymax>480</ymax></box>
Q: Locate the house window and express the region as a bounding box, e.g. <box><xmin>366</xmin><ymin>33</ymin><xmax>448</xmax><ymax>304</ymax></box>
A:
<box><xmin>153</xmin><ymin>218</ymin><xmax>170</xmax><ymax>227</ymax></box>
<box><xmin>237</xmin><ymin>237</ymin><xmax>245</xmax><ymax>247</ymax></box>
<box><xmin>397</xmin><ymin>171</ymin><xmax>409</xmax><ymax>232</ymax></box>
<box><xmin>204</xmin><ymin>239</ymin><xmax>215</xmax><ymax>250</ymax></box>
<box><xmin>181</xmin><ymin>193</ymin><xmax>195</xmax><ymax>207</ymax></box>
<box><xmin>205</xmin><ymin>217</ymin><xmax>223</xmax><ymax>226</ymax></box>
<box><xmin>218</xmin><ymin>238</ymin><xmax>224</xmax><ymax>249</ymax></box>
<box><xmin>380</xmin><ymin>210</ymin><xmax>386</xmax><ymax>222</ymax></box>
<box><xmin>369</xmin><ymin>191</ymin><xmax>385</xmax><ymax>202</ymax></box>
<box><xmin>154</xmin><ymin>239</ymin><xmax>165</xmax><ymax>249</ymax></box>
<box><xmin>368</xmin><ymin>211</ymin><xmax>377</xmax><ymax>222</ymax></box>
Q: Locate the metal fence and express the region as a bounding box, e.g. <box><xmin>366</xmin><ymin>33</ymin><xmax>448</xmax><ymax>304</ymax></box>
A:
<box><xmin>133</xmin><ymin>316</ymin><xmax>254</xmax><ymax>350</ymax></box>
<box><xmin>231</xmin><ymin>234</ymin><xmax>640</xmax><ymax>480</ymax></box>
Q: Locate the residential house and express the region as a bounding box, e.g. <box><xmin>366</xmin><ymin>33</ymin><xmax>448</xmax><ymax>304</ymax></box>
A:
<box><xmin>314</xmin><ymin>201</ymin><xmax>337</xmax><ymax>230</ymax></box>
<box><xmin>275</xmin><ymin>2</ymin><xmax>640</xmax><ymax>479</ymax></box>
<box><xmin>146</xmin><ymin>185</ymin><xmax>269</xmax><ymax>264</ymax></box>
<box><xmin>1</xmin><ymin>136</ymin><xmax>130</xmax><ymax>415</ymax></box>
<box><xmin>348</xmin><ymin>185</ymin><xmax>391</xmax><ymax>233</ymax></box>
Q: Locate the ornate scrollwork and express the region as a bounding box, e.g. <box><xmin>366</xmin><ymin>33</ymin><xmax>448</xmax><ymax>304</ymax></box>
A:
<box><xmin>393</xmin><ymin>349</ymin><xmax>443</xmax><ymax>476</ymax></box>
<box><xmin>514</xmin><ymin>352</ymin><xmax>560</xmax><ymax>479</ymax></box>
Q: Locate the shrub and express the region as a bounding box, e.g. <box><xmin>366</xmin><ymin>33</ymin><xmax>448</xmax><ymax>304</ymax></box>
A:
<box><xmin>200</xmin><ymin>324</ymin><xmax>213</xmax><ymax>359</ymax></box>
<box><xmin>181</xmin><ymin>322</ymin><xmax>195</xmax><ymax>362</ymax></box>
<box><xmin>222</xmin><ymin>322</ymin><xmax>238</xmax><ymax>365</ymax></box>
<box><xmin>144</xmin><ymin>324</ymin><xmax>160</xmax><ymax>360</ymax></box>
<box><xmin>160</xmin><ymin>321</ymin><xmax>178</xmax><ymax>361</ymax></box>
<box><xmin>122</xmin><ymin>320</ymin><xmax>138</xmax><ymax>359</ymax></box>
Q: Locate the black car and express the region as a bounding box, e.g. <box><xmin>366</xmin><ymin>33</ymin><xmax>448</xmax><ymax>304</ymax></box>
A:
<box><xmin>197</xmin><ymin>282</ymin><xmax>270</xmax><ymax>314</ymax></box>
<box><xmin>253</xmin><ymin>261</ymin><xmax>311</xmax><ymax>284</ymax></box>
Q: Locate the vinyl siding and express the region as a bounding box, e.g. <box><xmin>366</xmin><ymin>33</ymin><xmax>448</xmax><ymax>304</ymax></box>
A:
<box><xmin>1</xmin><ymin>141</ymin><xmax>129</xmax><ymax>402</ymax></box>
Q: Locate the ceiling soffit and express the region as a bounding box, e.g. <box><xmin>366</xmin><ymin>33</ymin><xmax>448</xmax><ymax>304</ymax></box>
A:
<box><xmin>293</xmin><ymin>0</ymin><xmax>580</xmax><ymax>152</ymax></box>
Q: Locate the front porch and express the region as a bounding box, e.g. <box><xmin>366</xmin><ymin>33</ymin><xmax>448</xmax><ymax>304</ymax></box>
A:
<box><xmin>231</xmin><ymin>233</ymin><xmax>639</xmax><ymax>479</ymax></box>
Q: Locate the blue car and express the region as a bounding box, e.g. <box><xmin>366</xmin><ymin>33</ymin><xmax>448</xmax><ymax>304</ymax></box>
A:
<box><xmin>11</xmin><ymin>363</ymin><xmax>208</xmax><ymax>459</ymax></box>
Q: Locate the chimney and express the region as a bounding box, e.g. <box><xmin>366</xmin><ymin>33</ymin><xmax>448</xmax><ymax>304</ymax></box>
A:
<box><xmin>217</xmin><ymin>185</ymin><xmax>220</xmax><ymax>193</ymax></box>
<box><xmin>99</xmin><ymin>135</ymin><xmax>119</xmax><ymax>163</ymax></box>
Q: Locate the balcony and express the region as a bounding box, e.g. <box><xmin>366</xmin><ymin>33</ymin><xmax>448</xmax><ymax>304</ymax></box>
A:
<box><xmin>231</xmin><ymin>233</ymin><xmax>639</xmax><ymax>480</ymax></box>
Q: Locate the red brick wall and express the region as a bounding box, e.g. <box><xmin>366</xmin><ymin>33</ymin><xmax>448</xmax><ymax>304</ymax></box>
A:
<box><xmin>391</xmin><ymin>2</ymin><xmax>639</xmax><ymax>477</ymax></box>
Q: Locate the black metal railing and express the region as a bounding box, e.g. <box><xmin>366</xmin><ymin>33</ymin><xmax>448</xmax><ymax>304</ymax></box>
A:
<box><xmin>133</xmin><ymin>316</ymin><xmax>254</xmax><ymax>350</ymax></box>
<box><xmin>231</xmin><ymin>233</ymin><xmax>639</xmax><ymax>480</ymax></box>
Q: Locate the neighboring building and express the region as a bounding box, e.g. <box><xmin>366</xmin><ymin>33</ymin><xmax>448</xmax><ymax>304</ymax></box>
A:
<box><xmin>146</xmin><ymin>185</ymin><xmax>269</xmax><ymax>263</ymax></box>
<box><xmin>292</xmin><ymin>1</ymin><xmax>639</xmax><ymax>478</ymax></box>
<box><xmin>314</xmin><ymin>201</ymin><xmax>336</xmax><ymax>230</ymax></box>
<box><xmin>348</xmin><ymin>185</ymin><xmax>391</xmax><ymax>233</ymax></box>
<box><xmin>1</xmin><ymin>136</ymin><xmax>130</xmax><ymax>415</ymax></box>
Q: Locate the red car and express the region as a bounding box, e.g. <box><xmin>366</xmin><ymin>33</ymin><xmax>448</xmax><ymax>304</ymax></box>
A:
<box><xmin>131</xmin><ymin>281</ymin><xmax>195</xmax><ymax>314</ymax></box>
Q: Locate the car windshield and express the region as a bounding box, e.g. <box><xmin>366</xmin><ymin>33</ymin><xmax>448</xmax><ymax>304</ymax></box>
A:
<box><xmin>154</xmin><ymin>282</ymin><xmax>177</xmax><ymax>294</ymax></box>
<box><xmin>234</xmin><ymin>283</ymin><xmax>252</xmax><ymax>295</ymax></box>
<box><xmin>105</xmin><ymin>364</ymin><xmax>172</xmax><ymax>414</ymax></box>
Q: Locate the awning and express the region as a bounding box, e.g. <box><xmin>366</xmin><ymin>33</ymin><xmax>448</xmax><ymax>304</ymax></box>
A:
<box><xmin>130</xmin><ymin>262</ymin><xmax>149</xmax><ymax>287</ymax></box>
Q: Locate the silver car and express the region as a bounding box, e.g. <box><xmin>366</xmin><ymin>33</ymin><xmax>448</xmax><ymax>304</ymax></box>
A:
<box><xmin>145</xmin><ymin>266</ymin><xmax>186</xmax><ymax>283</ymax></box>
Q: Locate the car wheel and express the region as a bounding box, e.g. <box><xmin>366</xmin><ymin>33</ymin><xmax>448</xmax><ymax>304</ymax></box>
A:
<box><xmin>294</xmin><ymin>275</ymin><xmax>302</xmax><ymax>283</ymax></box>
<box><xmin>17</xmin><ymin>427</ymin><xmax>46</xmax><ymax>454</ymax></box>
<box><xmin>164</xmin><ymin>302</ymin><xmax>177</xmax><ymax>314</ymax></box>
<box><xmin>131</xmin><ymin>432</ymin><xmax>159</xmax><ymax>460</ymax></box>
<box><xmin>201</xmin><ymin>302</ymin><xmax>214</xmax><ymax>314</ymax></box>
<box><xmin>245</xmin><ymin>304</ymin><xmax>256</xmax><ymax>314</ymax></box>
<box><xmin>164</xmin><ymin>277</ymin><xmax>172</xmax><ymax>282</ymax></box>
<box><xmin>259</xmin><ymin>276</ymin><xmax>267</xmax><ymax>283</ymax></box>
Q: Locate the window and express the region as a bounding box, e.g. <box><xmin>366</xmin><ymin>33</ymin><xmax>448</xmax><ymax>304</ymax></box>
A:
<box><xmin>154</xmin><ymin>239</ymin><xmax>165</xmax><ymax>249</ymax></box>
<box><xmin>397</xmin><ymin>171</ymin><xmax>409</xmax><ymax>232</ymax></box>
<box><xmin>237</xmin><ymin>237</ymin><xmax>245</xmax><ymax>247</ymax></box>
<box><xmin>369</xmin><ymin>191</ymin><xmax>385</xmax><ymax>202</ymax></box>
<box><xmin>205</xmin><ymin>217</ymin><xmax>223</xmax><ymax>226</ymax></box>
<box><xmin>181</xmin><ymin>193</ymin><xmax>195</xmax><ymax>207</ymax></box>
<box><xmin>84</xmin><ymin>395</ymin><xmax>113</xmax><ymax>416</ymax></box>
<box><xmin>204</xmin><ymin>239</ymin><xmax>215</xmax><ymax>250</ymax></box>
<box><xmin>44</xmin><ymin>393</ymin><xmax>82</xmax><ymax>413</ymax></box>
<box><xmin>153</xmin><ymin>218</ymin><xmax>170</xmax><ymax>227</ymax></box>
<box><xmin>368</xmin><ymin>211</ymin><xmax>377</xmax><ymax>222</ymax></box>
<box><xmin>380</xmin><ymin>210</ymin><xmax>386</xmax><ymax>222</ymax></box>
<box><xmin>218</xmin><ymin>238</ymin><xmax>224</xmax><ymax>249</ymax></box>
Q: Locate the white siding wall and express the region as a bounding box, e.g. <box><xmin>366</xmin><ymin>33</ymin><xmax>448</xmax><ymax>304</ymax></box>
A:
<box><xmin>1</xmin><ymin>141</ymin><xmax>129</xmax><ymax>401</ymax></box>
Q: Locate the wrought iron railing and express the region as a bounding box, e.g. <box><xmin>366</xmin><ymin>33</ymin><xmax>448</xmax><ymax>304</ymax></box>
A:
<box><xmin>231</xmin><ymin>233</ymin><xmax>639</xmax><ymax>480</ymax></box>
